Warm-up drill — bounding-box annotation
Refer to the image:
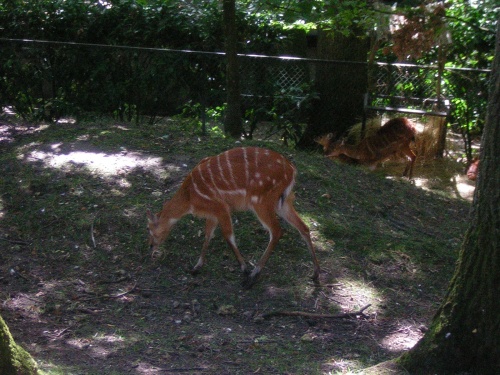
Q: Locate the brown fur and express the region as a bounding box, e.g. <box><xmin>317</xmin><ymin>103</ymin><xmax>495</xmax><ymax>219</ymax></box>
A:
<box><xmin>467</xmin><ymin>158</ymin><xmax>480</xmax><ymax>181</ymax></box>
<box><xmin>147</xmin><ymin>147</ymin><xmax>320</xmax><ymax>288</ymax></box>
<box><xmin>318</xmin><ymin>118</ymin><xmax>417</xmax><ymax>178</ymax></box>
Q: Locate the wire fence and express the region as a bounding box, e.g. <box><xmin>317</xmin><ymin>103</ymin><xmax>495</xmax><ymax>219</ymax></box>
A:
<box><xmin>0</xmin><ymin>38</ymin><xmax>491</xmax><ymax>140</ymax></box>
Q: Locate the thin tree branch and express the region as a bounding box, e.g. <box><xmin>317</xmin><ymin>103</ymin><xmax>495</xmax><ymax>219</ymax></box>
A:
<box><xmin>261</xmin><ymin>304</ymin><xmax>372</xmax><ymax>320</ymax></box>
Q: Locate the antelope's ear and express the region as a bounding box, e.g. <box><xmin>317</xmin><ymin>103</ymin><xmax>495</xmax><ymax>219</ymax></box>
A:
<box><xmin>146</xmin><ymin>209</ymin><xmax>157</xmax><ymax>224</ymax></box>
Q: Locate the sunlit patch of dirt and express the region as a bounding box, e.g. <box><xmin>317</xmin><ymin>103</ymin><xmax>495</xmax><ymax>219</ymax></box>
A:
<box><xmin>381</xmin><ymin>131</ymin><xmax>478</xmax><ymax>201</ymax></box>
<box><xmin>379</xmin><ymin>323</ymin><xmax>424</xmax><ymax>352</ymax></box>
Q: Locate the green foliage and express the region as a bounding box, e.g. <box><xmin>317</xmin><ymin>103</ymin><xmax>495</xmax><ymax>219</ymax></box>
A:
<box><xmin>0</xmin><ymin>0</ymin><xmax>303</xmax><ymax>124</ymax></box>
<box><xmin>177</xmin><ymin>101</ymin><xmax>226</xmax><ymax>136</ymax></box>
<box><xmin>242</xmin><ymin>0</ymin><xmax>375</xmax><ymax>35</ymax></box>
<box><xmin>446</xmin><ymin>0</ymin><xmax>498</xmax><ymax>68</ymax></box>
<box><xmin>265</xmin><ymin>83</ymin><xmax>317</xmax><ymax>146</ymax></box>
<box><xmin>366</xmin><ymin>0</ymin><xmax>496</xmax><ymax>139</ymax></box>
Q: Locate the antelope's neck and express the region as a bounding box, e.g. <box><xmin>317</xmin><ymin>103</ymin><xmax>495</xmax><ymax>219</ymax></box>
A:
<box><xmin>158</xmin><ymin>190</ymin><xmax>191</xmax><ymax>229</ymax></box>
<box><xmin>340</xmin><ymin>144</ymin><xmax>364</xmax><ymax>160</ymax></box>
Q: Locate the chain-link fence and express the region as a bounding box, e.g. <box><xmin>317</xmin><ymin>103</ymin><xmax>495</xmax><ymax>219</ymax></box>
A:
<box><xmin>0</xmin><ymin>38</ymin><xmax>490</xmax><ymax>145</ymax></box>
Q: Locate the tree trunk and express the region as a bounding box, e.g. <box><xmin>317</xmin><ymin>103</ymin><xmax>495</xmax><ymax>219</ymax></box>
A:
<box><xmin>397</xmin><ymin>17</ymin><xmax>500</xmax><ymax>374</ymax></box>
<box><xmin>297</xmin><ymin>29</ymin><xmax>368</xmax><ymax>149</ymax></box>
<box><xmin>0</xmin><ymin>314</ymin><xmax>38</xmax><ymax>375</ymax></box>
<box><xmin>223</xmin><ymin>0</ymin><xmax>243</xmax><ymax>138</ymax></box>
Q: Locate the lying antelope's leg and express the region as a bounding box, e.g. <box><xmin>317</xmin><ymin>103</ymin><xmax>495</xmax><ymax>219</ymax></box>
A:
<box><xmin>402</xmin><ymin>145</ymin><xmax>417</xmax><ymax>178</ymax></box>
<box><xmin>192</xmin><ymin>216</ymin><xmax>218</xmax><ymax>274</ymax></box>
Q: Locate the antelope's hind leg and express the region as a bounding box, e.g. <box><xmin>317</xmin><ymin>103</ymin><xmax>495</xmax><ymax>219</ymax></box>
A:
<box><xmin>241</xmin><ymin>205</ymin><xmax>284</xmax><ymax>289</ymax></box>
<box><xmin>278</xmin><ymin>196</ymin><xmax>321</xmax><ymax>282</ymax></box>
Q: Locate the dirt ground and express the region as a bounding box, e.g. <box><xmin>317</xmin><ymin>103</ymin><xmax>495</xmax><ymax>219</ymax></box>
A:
<box><xmin>0</xmin><ymin>119</ymin><xmax>474</xmax><ymax>374</ymax></box>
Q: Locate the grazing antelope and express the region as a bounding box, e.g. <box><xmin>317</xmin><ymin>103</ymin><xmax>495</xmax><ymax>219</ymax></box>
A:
<box><xmin>467</xmin><ymin>158</ymin><xmax>480</xmax><ymax>181</ymax></box>
<box><xmin>321</xmin><ymin>117</ymin><xmax>417</xmax><ymax>178</ymax></box>
<box><xmin>147</xmin><ymin>147</ymin><xmax>320</xmax><ymax>288</ymax></box>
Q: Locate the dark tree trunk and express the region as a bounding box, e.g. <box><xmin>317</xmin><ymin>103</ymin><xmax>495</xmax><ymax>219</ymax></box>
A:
<box><xmin>0</xmin><ymin>314</ymin><xmax>38</xmax><ymax>375</ymax></box>
<box><xmin>397</xmin><ymin>17</ymin><xmax>500</xmax><ymax>374</ymax></box>
<box><xmin>223</xmin><ymin>0</ymin><xmax>243</xmax><ymax>138</ymax></box>
<box><xmin>297</xmin><ymin>30</ymin><xmax>368</xmax><ymax>149</ymax></box>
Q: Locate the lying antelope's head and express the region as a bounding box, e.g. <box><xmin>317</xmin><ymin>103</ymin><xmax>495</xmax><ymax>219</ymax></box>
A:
<box><xmin>322</xmin><ymin>137</ymin><xmax>349</xmax><ymax>159</ymax></box>
<box><xmin>314</xmin><ymin>133</ymin><xmax>335</xmax><ymax>154</ymax></box>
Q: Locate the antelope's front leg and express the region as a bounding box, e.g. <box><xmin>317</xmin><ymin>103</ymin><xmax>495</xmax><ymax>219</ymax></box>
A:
<box><xmin>191</xmin><ymin>217</ymin><xmax>218</xmax><ymax>275</ymax></box>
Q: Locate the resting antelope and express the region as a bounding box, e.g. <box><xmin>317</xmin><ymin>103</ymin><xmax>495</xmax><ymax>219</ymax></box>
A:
<box><xmin>467</xmin><ymin>158</ymin><xmax>480</xmax><ymax>181</ymax></box>
<box><xmin>147</xmin><ymin>147</ymin><xmax>320</xmax><ymax>288</ymax></box>
<box><xmin>320</xmin><ymin>117</ymin><xmax>417</xmax><ymax>178</ymax></box>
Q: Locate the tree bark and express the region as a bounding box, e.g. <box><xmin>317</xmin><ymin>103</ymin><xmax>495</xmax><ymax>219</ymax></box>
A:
<box><xmin>397</xmin><ymin>16</ymin><xmax>500</xmax><ymax>374</ymax></box>
<box><xmin>297</xmin><ymin>29</ymin><xmax>368</xmax><ymax>149</ymax></box>
<box><xmin>0</xmin><ymin>314</ymin><xmax>38</xmax><ymax>375</ymax></box>
<box><xmin>223</xmin><ymin>0</ymin><xmax>243</xmax><ymax>138</ymax></box>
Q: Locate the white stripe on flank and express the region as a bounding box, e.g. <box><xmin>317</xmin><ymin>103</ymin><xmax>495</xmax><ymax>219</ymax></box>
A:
<box><xmin>243</xmin><ymin>148</ymin><xmax>249</xmax><ymax>184</ymax></box>
<box><xmin>206</xmin><ymin>157</ymin><xmax>218</xmax><ymax>188</ymax></box>
<box><xmin>217</xmin><ymin>154</ymin><xmax>231</xmax><ymax>188</ymax></box>
<box><xmin>225</xmin><ymin>151</ymin><xmax>236</xmax><ymax>188</ymax></box>
<box><xmin>195</xmin><ymin>165</ymin><xmax>218</xmax><ymax>197</ymax></box>
<box><xmin>192</xmin><ymin>180</ymin><xmax>213</xmax><ymax>201</ymax></box>
<box><xmin>219</xmin><ymin>188</ymin><xmax>246</xmax><ymax>196</ymax></box>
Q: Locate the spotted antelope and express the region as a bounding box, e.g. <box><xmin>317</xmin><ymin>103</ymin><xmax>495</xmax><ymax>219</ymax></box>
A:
<box><xmin>147</xmin><ymin>147</ymin><xmax>320</xmax><ymax>288</ymax></box>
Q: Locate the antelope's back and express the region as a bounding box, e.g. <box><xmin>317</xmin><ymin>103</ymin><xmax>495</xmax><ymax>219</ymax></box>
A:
<box><xmin>190</xmin><ymin>147</ymin><xmax>296</xmax><ymax>203</ymax></box>
<box><xmin>379</xmin><ymin>118</ymin><xmax>416</xmax><ymax>140</ymax></box>
<box><xmin>366</xmin><ymin>118</ymin><xmax>416</xmax><ymax>151</ymax></box>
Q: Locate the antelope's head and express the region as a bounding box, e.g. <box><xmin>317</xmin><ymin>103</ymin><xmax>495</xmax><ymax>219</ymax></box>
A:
<box><xmin>146</xmin><ymin>208</ymin><xmax>179</xmax><ymax>258</ymax></box>
<box><xmin>315</xmin><ymin>133</ymin><xmax>334</xmax><ymax>153</ymax></box>
<box><xmin>324</xmin><ymin>138</ymin><xmax>347</xmax><ymax>158</ymax></box>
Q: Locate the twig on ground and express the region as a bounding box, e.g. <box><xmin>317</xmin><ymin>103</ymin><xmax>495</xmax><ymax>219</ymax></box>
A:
<box><xmin>90</xmin><ymin>215</ymin><xmax>97</xmax><ymax>248</ymax></box>
<box><xmin>109</xmin><ymin>282</ymin><xmax>137</xmax><ymax>298</ymax></box>
<box><xmin>77</xmin><ymin>282</ymin><xmax>137</xmax><ymax>301</ymax></box>
<box><xmin>0</xmin><ymin>236</ymin><xmax>30</xmax><ymax>245</ymax></box>
<box><xmin>261</xmin><ymin>304</ymin><xmax>372</xmax><ymax>320</ymax></box>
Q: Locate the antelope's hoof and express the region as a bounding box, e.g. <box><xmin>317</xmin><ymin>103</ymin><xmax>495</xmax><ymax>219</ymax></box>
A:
<box><xmin>241</xmin><ymin>273</ymin><xmax>260</xmax><ymax>289</ymax></box>
<box><xmin>190</xmin><ymin>267</ymin><xmax>201</xmax><ymax>276</ymax></box>
<box><xmin>311</xmin><ymin>273</ymin><xmax>320</xmax><ymax>286</ymax></box>
<box><xmin>151</xmin><ymin>250</ymin><xmax>163</xmax><ymax>260</ymax></box>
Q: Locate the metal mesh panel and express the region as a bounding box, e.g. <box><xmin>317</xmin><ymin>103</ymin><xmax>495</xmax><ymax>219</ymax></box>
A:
<box><xmin>368</xmin><ymin>63</ymin><xmax>447</xmax><ymax>113</ymax></box>
<box><xmin>0</xmin><ymin>39</ymin><xmax>490</xmax><ymax>140</ymax></box>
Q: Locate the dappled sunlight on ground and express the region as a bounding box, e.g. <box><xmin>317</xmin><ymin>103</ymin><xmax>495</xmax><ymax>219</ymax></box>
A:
<box><xmin>413</xmin><ymin>172</ymin><xmax>476</xmax><ymax>201</ymax></box>
<box><xmin>330</xmin><ymin>277</ymin><xmax>382</xmax><ymax>313</ymax></box>
<box><xmin>26</xmin><ymin>149</ymin><xmax>166</xmax><ymax>179</ymax></box>
<box><xmin>382</xmin><ymin>154</ymin><xmax>477</xmax><ymax>202</ymax></box>
<box><xmin>379</xmin><ymin>324</ymin><xmax>423</xmax><ymax>352</ymax></box>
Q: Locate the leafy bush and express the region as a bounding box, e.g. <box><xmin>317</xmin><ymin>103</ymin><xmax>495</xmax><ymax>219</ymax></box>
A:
<box><xmin>0</xmin><ymin>0</ymin><xmax>291</xmax><ymax>122</ymax></box>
